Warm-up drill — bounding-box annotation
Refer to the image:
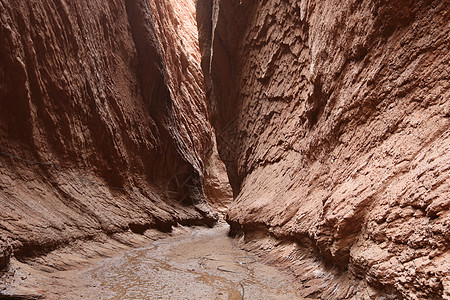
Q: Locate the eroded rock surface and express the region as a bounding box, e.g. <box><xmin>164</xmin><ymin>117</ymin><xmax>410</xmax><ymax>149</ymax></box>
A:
<box><xmin>0</xmin><ymin>0</ymin><xmax>230</xmax><ymax>276</ymax></box>
<box><xmin>146</xmin><ymin>0</ymin><xmax>232</xmax><ymax>213</ymax></box>
<box><xmin>197</xmin><ymin>0</ymin><xmax>449</xmax><ymax>298</ymax></box>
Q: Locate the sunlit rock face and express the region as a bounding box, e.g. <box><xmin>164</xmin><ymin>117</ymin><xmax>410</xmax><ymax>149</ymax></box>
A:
<box><xmin>0</xmin><ymin>0</ymin><xmax>231</xmax><ymax>269</ymax></box>
<box><xmin>147</xmin><ymin>0</ymin><xmax>232</xmax><ymax>213</ymax></box>
<box><xmin>197</xmin><ymin>0</ymin><xmax>449</xmax><ymax>298</ymax></box>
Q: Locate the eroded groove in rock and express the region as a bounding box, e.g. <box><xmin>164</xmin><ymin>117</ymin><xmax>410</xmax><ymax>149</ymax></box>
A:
<box><xmin>0</xmin><ymin>0</ymin><xmax>231</xmax><ymax>272</ymax></box>
<box><xmin>145</xmin><ymin>0</ymin><xmax>233</xmax><ymax>214</ymax></box>
<box><xmin>197</xmin><ymin>0</ymin><xmax>449</xmax><ymax>298</ymax></box>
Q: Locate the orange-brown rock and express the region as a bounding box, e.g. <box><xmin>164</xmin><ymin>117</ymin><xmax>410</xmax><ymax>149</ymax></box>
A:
<box><xmin>146</xmin><ymin>0</ymin><xmax>232</xmax><ymax>213</ymax></box>
<box><xmin>197</xmin><ymin>0</ymin><xmax>449</xmax><ymax>298</ymax></box>
<box><xmin>0</xmin><ymin>0</ymin><xmax>230</xmax><ymax>272</ymax></box>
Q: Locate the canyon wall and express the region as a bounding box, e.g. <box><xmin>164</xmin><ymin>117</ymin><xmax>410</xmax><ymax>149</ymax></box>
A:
<box><xmin>146</xmin><ymin>0</ymin><xmax>232</xmax><ymax>214</ymax></box>
<box><xmin>197</xmin><ymin>0</ymin><xmax>449</xmax><ymax>299</ymax></box>
<box><xmin>0</xmin><ymin>0</ymin><xmax>230</xmax><ymax>271</ymax></box>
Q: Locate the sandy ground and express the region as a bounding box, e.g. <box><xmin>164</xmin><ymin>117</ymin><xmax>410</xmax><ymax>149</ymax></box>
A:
<box><xmin>1</xmin><ymin>225</ymin><xmax>305</xmax><ymax>299</ymax></box>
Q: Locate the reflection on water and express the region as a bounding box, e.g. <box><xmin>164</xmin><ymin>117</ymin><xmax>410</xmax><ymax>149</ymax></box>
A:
<box><xmin>84</xmin><ymin>226</ymin><xmax>303</xmax><ymax>300</ymax></box>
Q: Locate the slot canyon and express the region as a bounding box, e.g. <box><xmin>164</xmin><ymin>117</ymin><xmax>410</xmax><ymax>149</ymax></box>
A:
<box><xmin>0</xmin><ymin>0</ymin><xmax>448</xmax><ymax>299</ymax></box>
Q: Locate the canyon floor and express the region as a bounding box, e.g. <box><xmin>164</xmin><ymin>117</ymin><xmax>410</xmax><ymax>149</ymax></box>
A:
<box><xmin>0</xmin><ymin>225</ymin><xmax>305</xmax><ymax>299</ymax></box>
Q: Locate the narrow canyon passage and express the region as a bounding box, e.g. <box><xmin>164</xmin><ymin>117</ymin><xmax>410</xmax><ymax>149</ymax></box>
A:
<box><xmin>0</xmin><ymin>0</ymin><xmax>448</xmax><ymax>299</ymax></box>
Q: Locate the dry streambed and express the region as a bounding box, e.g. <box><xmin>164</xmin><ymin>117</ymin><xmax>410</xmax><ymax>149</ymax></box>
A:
<box><xmin>83</xmin><ymin>225</ymin><xmax>303</xmax><ymax>299</ymax></box>
<box><xmin>1</xmin><ymin>225</ymin><xmax>304</xmax><ymax>299</ymax></box>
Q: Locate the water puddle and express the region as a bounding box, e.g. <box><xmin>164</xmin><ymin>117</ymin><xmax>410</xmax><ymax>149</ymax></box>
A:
<box><xmin>83</xmin><ymin>225</ymin><xmax>303</xmax><ymax>299</ymax></box>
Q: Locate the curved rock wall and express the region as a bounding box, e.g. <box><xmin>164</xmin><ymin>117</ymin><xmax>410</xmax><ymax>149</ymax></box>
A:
<box><xmin>197</xmin><ymin>0</ymin><xmax>449</xmax><ymax>298</ymax></box>
<box><xmin>0</xmin><ymin>0</ymin><xmax>230</xmax><ymax>270</ymax></box>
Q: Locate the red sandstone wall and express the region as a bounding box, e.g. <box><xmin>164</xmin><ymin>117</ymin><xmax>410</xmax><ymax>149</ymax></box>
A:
<box><xmin>197</xmin><ymin>0</ymin><xmax>450</xmax><ymax>298</ymax></box>
<box><xmin>0</xmin><ymin>0</ymin><xmax>229</xmax><ymax>269</ymax></box>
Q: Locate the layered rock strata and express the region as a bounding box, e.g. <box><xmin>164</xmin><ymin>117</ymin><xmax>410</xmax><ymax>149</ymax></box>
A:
<box><xmin>0</xmin><ymin>0</ymin><xmax>230</xmax><ymax>273</ymax></box>
<box><xmin>197</xmin><ymin>0</ymin><xmax>449</xmax><ymax>298</ymax></box>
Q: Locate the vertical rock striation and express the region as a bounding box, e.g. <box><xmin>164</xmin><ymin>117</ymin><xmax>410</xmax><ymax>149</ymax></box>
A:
<box><xmin>146</xmin><ymin>0</ymin><xmax>232</xmax><ymax>213</ymax></box>
<box><xmin>0</xmin><ymin>0</ymin><xmax>230</xmax><ymax>271</ymax></box>
<box><xmin>197</xmin><ymin>0</ymin><xmax>449</xmax><ymax>298</ymax></box>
